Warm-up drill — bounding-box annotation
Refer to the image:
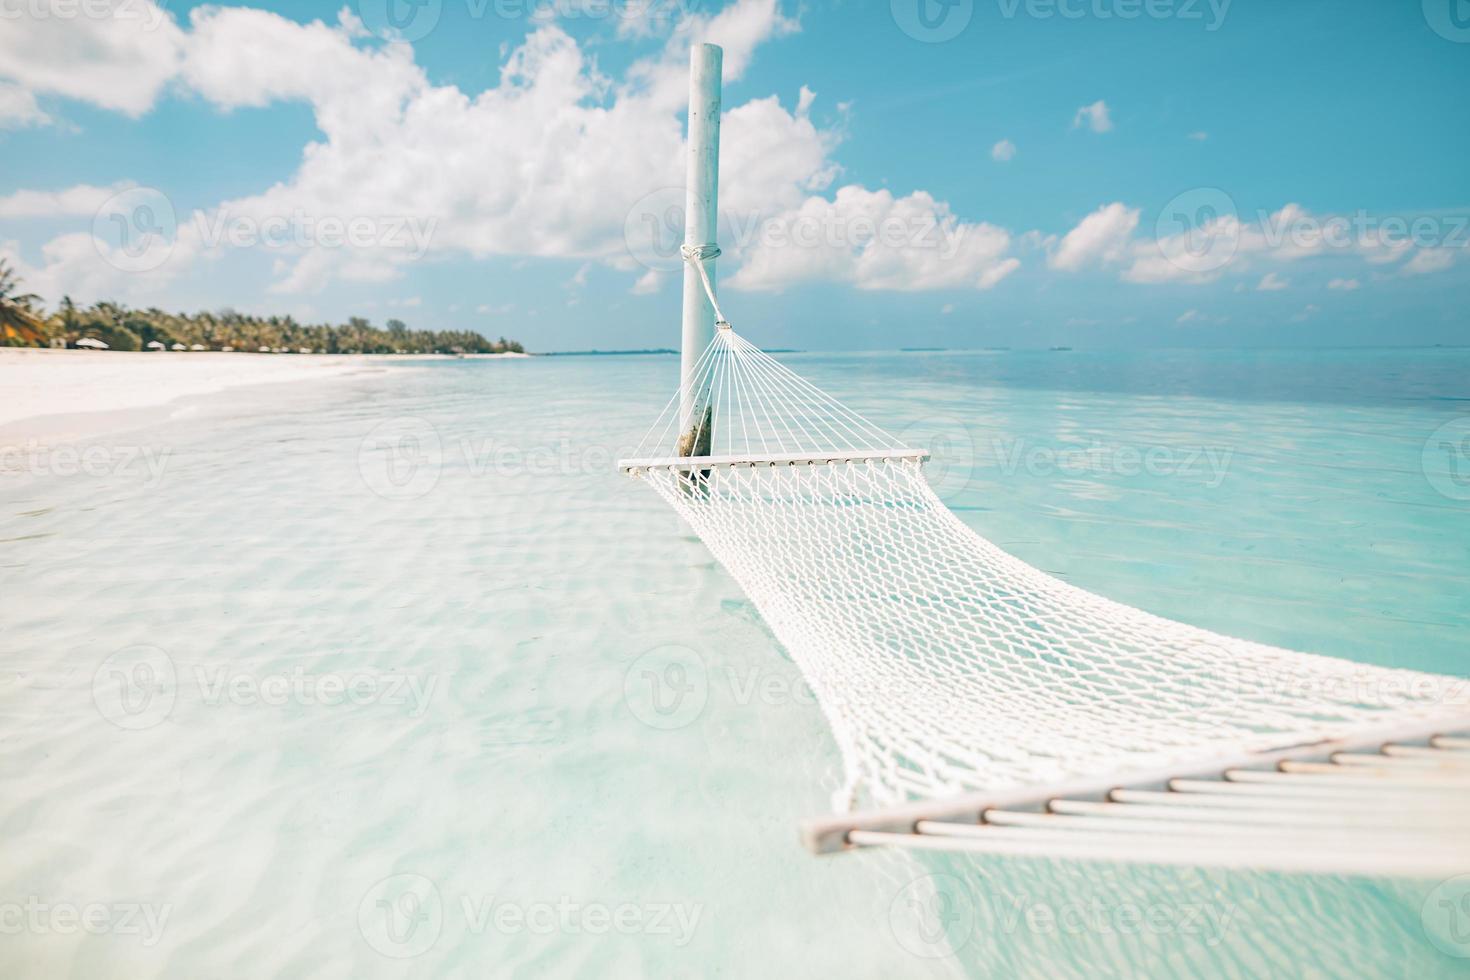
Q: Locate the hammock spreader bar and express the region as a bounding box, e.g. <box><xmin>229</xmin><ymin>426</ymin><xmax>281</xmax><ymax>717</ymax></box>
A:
<box><xmin>801</xmin><ymin>716</ymin><xmax>1470</xmax><ymax>877</ymax></box>
<box><xmin>619</xmin><ymin>448</ymin><xmax>929</xmax><ymax>474</ymax></box>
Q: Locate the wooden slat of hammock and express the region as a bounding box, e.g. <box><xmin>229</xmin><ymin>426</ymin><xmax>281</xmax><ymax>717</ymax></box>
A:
<box><xmin>802</xmin><ymin>718</ymin><xmax>1470</xmax><ymax>877</ymax></box>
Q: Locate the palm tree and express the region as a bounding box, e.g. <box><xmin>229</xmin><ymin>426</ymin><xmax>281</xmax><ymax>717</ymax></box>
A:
<box><xmin>59</xmin><ymin>296</ymin><xmax>79</xmax><ymax>333</ymax></box>
<box><xmin>0</xmin><ymin>259</ymin><xmax>46</xmax><ymax>345</ymax></box>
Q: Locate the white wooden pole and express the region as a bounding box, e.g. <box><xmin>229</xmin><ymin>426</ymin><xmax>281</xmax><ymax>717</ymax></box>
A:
<box><xmin>678</xmin><ymin>43</ymin><xmax>722</xmax><ymax>458</ymax></box>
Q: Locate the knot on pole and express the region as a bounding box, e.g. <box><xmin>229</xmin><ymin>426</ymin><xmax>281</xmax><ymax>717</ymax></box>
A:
<box><xmin>681</xmin><ymin>243</ymin><xmax>731</xmax><ymax>331</ymax></box>
<box><xmin>680</xmin><ymin>244</ymin><xmax>722</xmax><ymax>262</ymax></box>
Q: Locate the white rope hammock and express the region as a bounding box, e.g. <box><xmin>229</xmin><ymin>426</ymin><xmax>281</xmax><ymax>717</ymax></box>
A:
<box><xmin>620</xmin><ymin>260</ymin><xmax>1470</xmax><ymax>876</ymax></box>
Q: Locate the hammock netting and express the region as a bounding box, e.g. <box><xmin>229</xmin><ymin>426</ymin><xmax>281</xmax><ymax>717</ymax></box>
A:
<box><xmin>622</xmin><ymin>327</ymin><xmax>1470</xmax><ymax>813</ymax></box>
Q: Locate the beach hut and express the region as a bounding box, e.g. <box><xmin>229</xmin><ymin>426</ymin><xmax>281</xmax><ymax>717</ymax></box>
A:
<box><xmin>221</xmin><ymin>346</ymin><xmax>234</xmax><ymax>352</ymax></box>
<box><xmin>75</xmin><ymin>337</ymin><xmax>108</xmax><ymax>349</ymax></box>
<box><xmin>146</xmin><ymin>340</ymin><xmax>165</xmax><ymax>350</ymax></box>
<box><xmin>171</xmin><ymin>343</ymin><xmax>187</xmax><ymax>351</ymax></box>
<box><xmin>258</xmin><ymin>346</ymin><xmax>270</xmax><ymax>353</ymax></box>
<box><xmin>190</xmin><ymin>344</ymin><xmax>207</xmax><ymax>351</ymax></box>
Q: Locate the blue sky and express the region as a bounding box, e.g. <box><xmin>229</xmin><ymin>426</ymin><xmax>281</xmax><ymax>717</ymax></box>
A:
<box><xmin>1</xmin><ymin>0</ymin><xmax>1466</xmax><ymax>350</ymax></box>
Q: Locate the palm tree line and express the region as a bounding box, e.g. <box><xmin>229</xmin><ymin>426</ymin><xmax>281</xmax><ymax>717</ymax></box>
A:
<box><xmin>0</xmin><ymin>260</ymin><xmax>523</xmax><ymax>355</ymax></box>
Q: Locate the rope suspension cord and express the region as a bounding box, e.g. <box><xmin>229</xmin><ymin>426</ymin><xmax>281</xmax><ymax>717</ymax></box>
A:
<box><xmin>680</xmin><ymin>244</ymin><xmax>731</xmax><ymax>331</ymax></box>
<box><xmin>624</xmin><ymin>41</ymin><xmax>1470</xmax><ymax>878</ymax></box>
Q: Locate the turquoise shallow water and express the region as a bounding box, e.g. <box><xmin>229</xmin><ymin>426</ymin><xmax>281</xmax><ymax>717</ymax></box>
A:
<box><xmin>2</xmin><ymin>348</ymin><xmax>1468</xmax><ymax>977</ymax></box>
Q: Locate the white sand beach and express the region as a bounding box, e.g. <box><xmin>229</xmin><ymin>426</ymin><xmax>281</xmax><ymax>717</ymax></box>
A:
<box><xmin>0</xmin><ymin>348</ymin><xmax>388</xmax><ymax>446</ymax></box>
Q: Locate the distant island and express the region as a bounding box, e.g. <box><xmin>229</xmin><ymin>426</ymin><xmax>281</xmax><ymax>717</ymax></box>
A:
<box><xmin>0</xmin><ymin>260</ymin><xmax>522</xmax><ymax>355</ymax></box>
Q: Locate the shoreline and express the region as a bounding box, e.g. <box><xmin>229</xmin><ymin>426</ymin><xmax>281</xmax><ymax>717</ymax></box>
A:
<box><xmin>0</xmin><ymin>349</ymin><xmax>517</xmax><ymax>449</ymax></box>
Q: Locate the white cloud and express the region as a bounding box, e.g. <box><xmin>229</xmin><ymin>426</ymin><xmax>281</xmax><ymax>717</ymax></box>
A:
<box><xmin>1359</xmin><ymin>233</ymin><xmax>1414</xmax><ymax>266</ymax></box>
<box><xmin>611</xmin><ymin>0</ymin><xmax>691</xmax><ymax>39</ymax></box>
<box><xmin>1123</xmin><ymin>214</ymin><xmax>1245</xmax><ymax>284</ymax></box>
<box><xmin>991</xmin><ymin>139</ymin><xmax>1016</xmax><ymax>162</ymax></box>
<box><xmin>1078</xmin><ymin>200</ymin><xmax>1427</xmax><ymax>288</ymax></box>
<box><xmin>1327</xmin><ymin>277</ymin><xmax>1360</xmax><ymax>291</ymax></box>
<box><xmin>1187</xmin><ymin>131</ymin><xmax>1208</xmax><ymax>141</ymax></box>
<box><xmin>1048</xmin><ymin>202</ymin><xmax>1139</xmax><ymax>271</ymax></box>
<box><xmin>622</xmin><ymin>0</ymin><xmax>799</xmax><ymax>113</ymax></box>
<box><xmin>181</xmin><ymin>7</ymin><xmax>425</xmax><ymax>125</ymax></box>
<box><xmin>2</xmin><ymin>183</ymin><xmax>211</xmax><ymax>307</ymax></box>
<box><xmin>0</xmin><ymin>225</ymin><xmax>199</xmax><ymax>308</ymax></box>
<box><xmin>0</xmin><ymin>82</ymin><xmax>51</xmax><ymax>128</ymax></box>
<box><xmin>161</xmin><ymin>2</ymin><xmax>836</xmax><ymax>294</ymax></box>
<box><xmin>0</xmin><ymin>1</ymin><xmax>1027</xmax><ymax>303</ymax></box>
<box><xmin>1401</xmin><ymin>248</ymin><xmax>1454</xmax><ymax>276</ymax></box>
<box><xmin>1072</xmin><ymin>100</ymin><xmax>1112</xmax><ymax>133</ymax></box>
<box><xmin>0</xmin><ymin>0</ymin><xmax>183</xmax><ymax>116</ymax></box>
<box><xmin>0</xmin><ymin>183</ymin><xmax>133</xmax><ymax>218</ymax></box>
<box><xmin>631</xmin><ymin>269</ymin><xmax>663</xmax><ymax>295</ymax></box>
<box><xmin>941</xmin><ymin>303</ymin><xmax>955</xmax><ymax>314</ymax></box>
<box><xmin>1290</xmin><ymin>304</ymin><xmax>1320</xmax><ymax>323</ymax></box>
<box><xmin>1118</xmin><ymin>203</ymin><xmax>1437</xmax><ymax>286</ymax></box>
<box><xmin>720</xmin><ymin>89</ymin><xmax>840</xmax><ymax>214</ymax></box>
<box><xmin>1175</xmin><ymin>309</ymin><xmax>1228</xmax><ymax>326</ymax></box>
<box><xmin>726</xmin><ymin>186</ymin><xmax>1018</xmax><ymax>293</ymax></box>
